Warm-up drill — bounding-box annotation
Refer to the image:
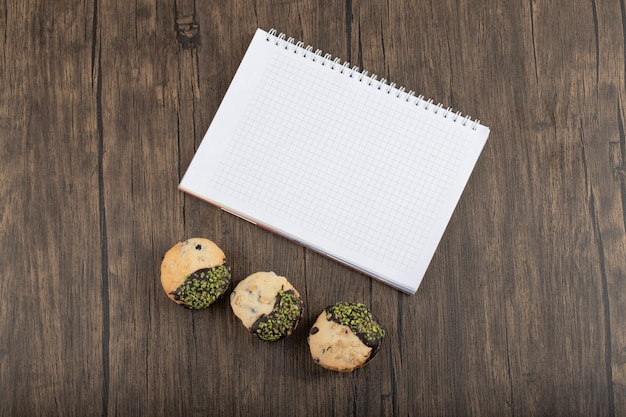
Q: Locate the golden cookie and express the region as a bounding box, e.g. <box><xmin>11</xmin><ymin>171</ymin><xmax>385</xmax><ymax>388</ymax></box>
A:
<box><xmin>230</xmin><ymin>271</ymin><xmax>304</xmax><ymax>341</ymax></box>
<box><xmin>160</xmin><ymin>238</ymin><xmax>231</xmax><ymax>309</ymax></box>
<box><xmin>308</xmin><ymin>302</ymin><xmax>384</xmax><ymax>372</ymax></box>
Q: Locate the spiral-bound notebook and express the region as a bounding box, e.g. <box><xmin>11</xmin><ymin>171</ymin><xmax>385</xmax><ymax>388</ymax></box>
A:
<box><xmin>180</xmin><ymin>28</ymin><xmax>490</xmax><ymax>294</ymax></box>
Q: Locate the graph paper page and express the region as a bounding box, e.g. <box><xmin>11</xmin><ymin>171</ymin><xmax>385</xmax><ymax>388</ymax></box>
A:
<box><xmin>180</xmin><ymin>29</ymin><xmax>490</xmax><ymax>294</ymax></box>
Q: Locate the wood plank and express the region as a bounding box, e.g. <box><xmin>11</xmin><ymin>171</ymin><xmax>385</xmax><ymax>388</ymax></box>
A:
<box><xmin>587</xmin><ymin>0</ymin><xmax>626</xmax><ymax>415</ymax></box>
<box><xmin>0</xmin><ymin>0</ymin><xmax>104</xmax><ymax>415</ymax></box>
<box><xmin>95</xmin><ymin>0</ymin><xmax>191</xmax><ymax>413</ymax></box>
<box><xmin>482</xmin><ymin>0</ymin><xmax>615</xmax><ymax>415</ymax></box>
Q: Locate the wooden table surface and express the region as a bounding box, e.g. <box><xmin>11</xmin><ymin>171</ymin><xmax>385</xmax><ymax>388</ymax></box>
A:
<box><xmin>2</xmin><ymin>0</ymin><xmax>625</xmax><ymax>416</ymax></box>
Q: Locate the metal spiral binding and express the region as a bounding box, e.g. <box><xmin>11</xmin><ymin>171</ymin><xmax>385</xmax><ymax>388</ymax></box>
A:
<box><xmin>266</xmin><ymin>29</ymin><xmax>480</xmax><ymax>131</ymax></box>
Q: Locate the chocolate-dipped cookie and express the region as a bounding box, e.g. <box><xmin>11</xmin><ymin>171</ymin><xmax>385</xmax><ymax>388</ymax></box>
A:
<box><xmin>230</xmin><ymin>271</ymin><xmax>304</xmax><ymax>341</ymax></box>
<box><xmin>308</xmin><ymin>302</ymin><xmax>385</xmax><ymax>372</ymax></box>
<box><xmin>160</xmin><ymin>238</ymin><xmax>231</xmax><ymax>309</ymax></box>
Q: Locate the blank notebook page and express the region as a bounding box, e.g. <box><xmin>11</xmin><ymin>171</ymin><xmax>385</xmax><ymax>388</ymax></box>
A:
<box><xmin>180</xmin><ymin>28</ymin><xmax>490</xmax><ymax>294</ymax></box>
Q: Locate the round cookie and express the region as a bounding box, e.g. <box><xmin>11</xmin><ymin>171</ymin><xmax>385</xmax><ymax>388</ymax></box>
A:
<box><xmin>308</xmin><ymin>302</ymin><xmax>385</xmax><ymax>372</ymax></box>
<box><xmin>230</xmin><ymin>271</ymin><xmax>304</xmax><ymax>341</ymax></box>
<box><xmin>160</xmin><ymin>238</ymin><xmax>231</xmax><ymax>309</ymax></box>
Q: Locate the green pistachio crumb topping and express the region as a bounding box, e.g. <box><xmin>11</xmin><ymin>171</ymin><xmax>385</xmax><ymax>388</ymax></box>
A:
<box><xmin>325</xmin><ymin>302</ymin><xmax>385</xmax><ymax>347</ymax></box>
<box><xmin>170</xmin><ymin>264</ymin><xmax>231</xmax><ymax>309</ymax></box>
<box><xmin>252</xmin><ymin>289</ymin><xmax>303</xmax><ymax>342</ymax></box>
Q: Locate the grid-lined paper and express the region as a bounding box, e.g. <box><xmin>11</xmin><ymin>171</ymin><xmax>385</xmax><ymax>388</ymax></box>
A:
<box><xmin>180</xmin><ymin>29</ymin><xmax>490</xmax><ymax>293</ymax></box>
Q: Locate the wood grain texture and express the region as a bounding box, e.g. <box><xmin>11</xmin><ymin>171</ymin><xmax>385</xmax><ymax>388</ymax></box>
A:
<box><xmin>1</xmin><ymin>0</ymin><xmax>625</xmax><ymax>415</ymax></box>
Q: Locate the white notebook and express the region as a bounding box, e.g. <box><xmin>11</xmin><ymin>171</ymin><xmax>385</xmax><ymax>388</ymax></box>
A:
<box><xmin>180</xmin><ymin>28</ymin><xmax>490</xmax><ymax>294</ymax></box>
